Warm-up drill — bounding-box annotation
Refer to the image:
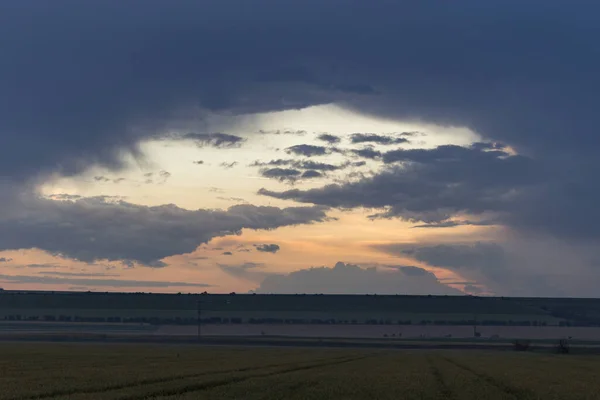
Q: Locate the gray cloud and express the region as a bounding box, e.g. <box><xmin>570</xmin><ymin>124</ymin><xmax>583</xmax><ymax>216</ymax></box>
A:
<box><xmin>216</xmin><ymin>196</ymin><xmax>247</xmax><ymax>203</ymax></box>
<box><xmin>252</xmin><ymin>159</ymin><xmax>345</xmax><ymax>172</ymax></box>
<box><xmin>255</xmin><ymin>244</ymin><xmax>281</xmax><ymax>253</ymax></box>
<box><xmin>219</xmin><ymin>161</ymin><xmax>238</xmax><ymax>169</ymax></box>
<box><xmin>26</xmin><ymin>264</ymin><xmax>57</xmax><ymax>269</ymax></box>
<box><xmin>222</xmin><ymin>251</ymin><xmax>233</xmax><ymax>256</ymax></box>
<box><xmin>350</xmin><ymin>133</ymin><xmax>409</xmax><ymax>145</ymax></box>
<box><xmin>412</xmin><ymin>220</ymin><xmax>497</xmax><ymax>229</ymax></box>
<box><xmin>396</xmin><ymin>266</ymin><xmax>430</xmax><ymax>276</ymax></box>
<box><xmin>259</xmin><ymin>164</ymin><xmax>326</xmax><ymax>182</ymax></box>
<box><xmin>255</xmin><ymin>262</ymin><xmax>460</xmax><ymax>295</ymax></box>
<box><xmin>141</xmin><ymin>170</ymin><xmax>171</xmax><ymax>184</ymax></box>
<box><xmin>193</xmin><ymin>160</ymin><xmax>205</xmax><ymax>165</ymax></box>
<box><xmin>157</xmin><ymin>170</ymin><xmax>171</xmax><ymax>183</ymax></box>
<box><xmin>259</xmin><ymin>129</ymin><xmax>307</xmax><ymax>136</ymax></box>
<box><xmin>182</xmin><ymin>133</ymin><xmax>245</xmax><ymax>148</ymax></box>
<box><xmin>301</xmin><ymin>170</ymin><xmax>322</xmax><ymax>179</ymax></box>
<box><xmin>251</xmin><ymin>159</ymin><xmax>293</xmax><ymax>168</ymax></box>
<box><xmin>0</xmin><ymin>257</ymin><xmax>12</xmax><ymax>263</ymax></box>
<box><xmin>464</xmin><ymin>284</ymin><xmax>483</xmax><ymax>294</ymax></box>
<box><xmin>350</xmin><ymin>147</ymin><xmax>382</xmax><ymax>160</ymax></box>
<box><xmin>0</xmin><ymin>274</ymin><xmax>211</xmax><ymax>289</ymax></box>
<box><xmin>297</xmin><ymin>161</ymin><xmax>339</xmax><ymax>171</ymax></box>
<box><xmin>285</xmin><ymin>145</ymin><xmax>329</xmax><ymax>157</ymax></box>
<box><xmin>260</xmin><ymin>168</ymin><xmax>302</xmax><ymax>182</ymax></box>
<box><xmin>218</xmin><ymin>262</ymin><xmax>266</xmax><ymax>282</ymax></box>
<box><xmin>316</xmin><ymin>133</ymin><xmax>341</xmax><ymax>144</ymax></box>
<box><xmin>38</xmin><ymin>271</ymin><xmax>120</xmax><ymax>278</ymax></box>
<box><xmin>0</xmin><ymin>194</ymin><xmax>328</xmax><ymax>265</ymax></box>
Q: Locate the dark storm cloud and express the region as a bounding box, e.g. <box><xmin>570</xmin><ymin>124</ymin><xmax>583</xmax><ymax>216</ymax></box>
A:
<box><xmin>255</xmin><ymin>244</ymin><xmax>280</xmax><ymax>253</ymax></box>
<box><xmin>260</xmin><ymin>144</ymin><xmax>546</xmax><ymax>227</ymax></box>
<box><xmin>182</xmin><ymin>133</ymin><xmax>245</xmax><ymax>148</ymax></box>
<box><xmin>1</xmin><ymin>1</ymin><xmax>600</xmax><ymax>247</ymax></box>
<box><xmin>380</xmin><ymin>243</ymin><xmax>508</xmax><ymax>271</ymax></box>
<box><xmin>0</xmin><ymin>194</ymin><xmax>328</xmax><ymax>265</ymax></box>
<box><xmin>374</xmin><ymin>241</ymin><xmax>579</xmax><ymax>297</ymax></box>
<box><xmin>316</xmin><ymin>133</ymin><xmax>342</xmax><ymax>145</ymax></box>
<box><xmin>285</xmin><ymin>145</ymin><xmax>329</xmax><ymax>157</ymax></box>
<box><xmin>350</xmin><ymin>133</ymin><xmax>409</xmax><ymax>145</ymax></box>
<box><xmin>255</xmin><ymin>262</ymin><xmax>459</xmax><ymax>295</ymax></box>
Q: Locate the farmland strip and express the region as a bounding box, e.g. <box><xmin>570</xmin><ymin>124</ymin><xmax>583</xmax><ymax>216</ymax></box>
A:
<box><xmin>11</xmin><ymin>356</ymin><xmax>350</xmax><ymax>400</ymax></box>
<box><xmin>117</xmin><ymin>355</ymin><xmax>373</xmax><ymax>400</ymax></box>
<box><xmin>441</xmin><ymin>356</ymin><xmax>534</xmax><ymax>399</ymax></box>
<box><xmin>427</xmin><ymin>357</ymin><xmax>455</xmax><ymax>400</ymax></box>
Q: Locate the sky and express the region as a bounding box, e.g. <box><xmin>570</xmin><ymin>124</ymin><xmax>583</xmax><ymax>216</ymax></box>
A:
<box><xmin>1</xmin><ymin>1</ymin><xmax>600</xmax><ymax>297</ymax></box>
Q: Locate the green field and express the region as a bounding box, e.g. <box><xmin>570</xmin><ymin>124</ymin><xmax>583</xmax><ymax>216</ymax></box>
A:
<box><xmin>2</xmin><ymin>343</ymin><xmax>600</xmax><ymax>399</ymax></box>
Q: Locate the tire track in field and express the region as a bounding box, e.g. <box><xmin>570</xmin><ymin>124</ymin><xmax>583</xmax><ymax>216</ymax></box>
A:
<box><xmin>426</xmin><ymin>357</ymin><xmax>455</xmax><ymax>400</ymax></box>
<box><xmin>440</xmin><ymin>356</ymin><xmax>535</xmax><ymax>399</ymax></box>
<box><xmin>11</xmin><ymin>356</ymin><xmax>351</xmax><ymax>400</ymax></box>
<box><xmin>117</xmin><ymin>354</ymin><xmax>374</xmax><ymax>400</ymax></box>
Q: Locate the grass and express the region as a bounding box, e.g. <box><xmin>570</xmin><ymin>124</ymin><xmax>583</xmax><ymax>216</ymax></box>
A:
<box><xmin>1</xmin><ymin>343</ymin><xmax>599</xmax><ymax>399</ymax></box>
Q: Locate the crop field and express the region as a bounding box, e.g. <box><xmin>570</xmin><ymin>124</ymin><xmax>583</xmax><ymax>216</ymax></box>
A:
<box><xmin>1</xmin><ymin>343</ymin><xmax>600</xmax><ymax>399</ymax></box>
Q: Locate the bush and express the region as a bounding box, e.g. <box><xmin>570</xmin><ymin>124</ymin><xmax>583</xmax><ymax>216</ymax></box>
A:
<box><xmin>513</xmin><ymin>339</ymin><xmax>531</xmax><ymax>351</ymax></box>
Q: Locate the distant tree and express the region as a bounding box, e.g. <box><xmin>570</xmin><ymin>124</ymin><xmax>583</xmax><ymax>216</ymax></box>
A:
<box><xmin>557</xmin><ymin>338</ymin><xmax>570</xmax><ymax>354</ymax></box>
<box><xmin>514</xmin><ymin>339</ymin><xmax>531</xmax><ymax>351</ymax></box>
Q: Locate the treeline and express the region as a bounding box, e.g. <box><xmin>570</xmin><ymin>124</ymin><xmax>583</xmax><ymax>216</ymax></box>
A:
<box><xmin>549</xmin><ymin>308</ymin><xmax>600</xmax><ymax>327</ymax></box>
<box><xmin>2</xmin><ymin>314</ymin><xmax>581</xmax><ymax>326</ymax></box>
